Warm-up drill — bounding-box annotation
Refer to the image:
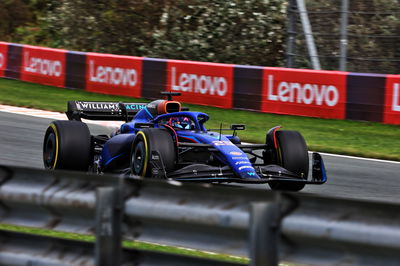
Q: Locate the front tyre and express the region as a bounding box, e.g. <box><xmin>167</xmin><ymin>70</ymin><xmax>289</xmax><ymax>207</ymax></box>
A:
<box><xmin>268</xmin><ymin>130</ymin><xmax>309</xmax><ymax>191</ymax></box>
<box><xmin>43</xmin><ymin>120</ymin><xmax>92</xmax><ymax>171</ymax></box>
<box><xmin>131</xmin><ymin>128</ymin><xmax>176</xmax><ymax>177</ymax></box>
<box><xmin>131</xmin><ymin>133</ymin><xmax>148</xmax><ymax>176</ymax></box>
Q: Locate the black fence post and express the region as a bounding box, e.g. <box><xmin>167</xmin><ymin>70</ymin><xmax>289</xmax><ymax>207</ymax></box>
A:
<box><xmin>286</xmin><ymin>0</ymin><xmax>298</xmax><ymax>68</ymax></box>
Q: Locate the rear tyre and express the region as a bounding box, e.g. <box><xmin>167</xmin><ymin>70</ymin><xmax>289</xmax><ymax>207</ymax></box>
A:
<box><xmin>43</xmin><ymin>120</ymin><xmax>92</xmax><ymax>171</ymax></box>
<box><xmin>131</xmin><ymin>128</ymin><xmax>176</xmax><ymax>177</ymax></box>
<box><xmin>268</xmin><ymin>130</ymin><xmax>308</xmax><ymax>191</ymax></box>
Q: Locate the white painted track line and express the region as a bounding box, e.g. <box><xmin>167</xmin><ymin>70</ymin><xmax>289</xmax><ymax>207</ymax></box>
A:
<box><xmin>0</xmin><ymin>104</ymin><xmax>122</xmax><ymax>129</ymax></box>
<box><xmin>315</xmin><ymin>152</ymin><xmax>400</xmax><ymax>164</ymax></box>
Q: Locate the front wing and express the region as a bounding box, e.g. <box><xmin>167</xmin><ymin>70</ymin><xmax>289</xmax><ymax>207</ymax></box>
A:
<box><xmin>149</xmin><ymin>152</ymin><xmax>327</xmax><ymax>185</ymax></box>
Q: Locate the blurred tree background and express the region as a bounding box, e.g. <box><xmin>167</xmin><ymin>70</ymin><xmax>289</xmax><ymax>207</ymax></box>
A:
<box><xmin>1</xmin><ymin>0</ymin><xmax>287</xmax><ymax>67</ymax></box>
<box><xmin>1</xmin><ymin>0</ymin><xmax>399</xmax><ymax>73</ymax></box>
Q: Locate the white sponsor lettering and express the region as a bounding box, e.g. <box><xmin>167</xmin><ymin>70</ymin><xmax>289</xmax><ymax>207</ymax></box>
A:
<box><xmin>392</xmin><ymin>83</ymin><xmax>400</xmax><ymax>112</ymax></box>
<box><xmin>89</xmin><ymin>60</ymin><xmax>137</xmax><ymax>87</ymax></box>
<box><xmin>78</xmin><ymin>102</ymin><xmax>119</xmax><ymax>110</ymax></box>
<box><xmin>238</xmin><ymin>165</ymin><xmax>253</xmax><ymax>171</ymax></box>
<box><xmin>24</xmin><ymin>52</ymin><xmax>62</xmax><ymax>77</ymax></box>
<box><xmin>232</xmin><ymin>157</ymin><xmax>248</xmax><ymax>160</ymax></box>
<box><xmin>0</xmin><ymin>52</ymin><xmax>4</xmax><ymax>68</ymax></box>
<box><xmin>212</xmin><ymin>141</ymin><xmax>234</xmax><ymax>146</ymax></box>
<box><xmin>171</xmin><ymin>67</ymin><xmax>228</xmax><ymax>96</ymax></box>
<box><xmin>235</xmin><ymin>161</ymin><xmax>251</xmax><ymax>165</ymax></box>
<box><xmin>268</xmin><ymin>75</ymin><xmax>339</xmax><ymax>106</ymax></box>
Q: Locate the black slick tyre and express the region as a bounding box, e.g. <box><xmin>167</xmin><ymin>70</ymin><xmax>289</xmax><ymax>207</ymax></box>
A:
<box><xmin>268</xmin><ymin>130</ymin><xmax>309</xmax><ymax>191</ymax></box>
<box><xmin>43</xmin><ymin>120</ymin><xmax>92</xmax><ymax>171</ymax></box>
<box><xmin>131</xmin><ymin>128</ymin><xmax>176</xmax><ymax>177</ymax></box>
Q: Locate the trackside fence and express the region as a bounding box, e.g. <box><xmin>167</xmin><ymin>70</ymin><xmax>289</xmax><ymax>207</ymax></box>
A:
<box><xmin>0</xmin><ymin>165</ymin><xmax>399</xmax><ymax>266</ymax></box>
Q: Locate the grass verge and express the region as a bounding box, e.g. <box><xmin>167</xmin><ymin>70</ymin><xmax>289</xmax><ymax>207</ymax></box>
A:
<box><xmin>1</xmin><ymin>78</ymin><xmax>399</xmax><ymax>161</ymax></box>
<box><xmin>0</xmin><ymin>223</ymin><xmax>248</xmax><ymax>264</ymax></box>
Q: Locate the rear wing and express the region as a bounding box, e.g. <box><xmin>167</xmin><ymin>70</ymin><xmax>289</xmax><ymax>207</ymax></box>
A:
<box><xmin>66</xmin><ymin>101</ymin><xmax>148</xmax><ymax>122</ymax></box>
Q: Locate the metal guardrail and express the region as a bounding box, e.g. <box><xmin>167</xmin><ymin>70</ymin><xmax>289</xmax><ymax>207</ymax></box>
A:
<box><xmin>281</xmin><ymin>194</ymin><xmax>400</xmax><ymax>265</ymax></box>
<box><xmin>0</xmin><ymin>165</ymin><xmax>400</xmax><ymax>265</ymax></box>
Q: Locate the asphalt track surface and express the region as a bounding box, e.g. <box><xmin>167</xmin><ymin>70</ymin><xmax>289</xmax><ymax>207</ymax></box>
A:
<box><xmin>1</xmin><ymin>111</ymin><xmax>399</xmax><ymax>204</ymax></box>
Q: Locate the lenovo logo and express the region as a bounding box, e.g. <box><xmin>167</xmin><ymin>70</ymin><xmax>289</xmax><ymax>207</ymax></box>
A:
<box><xmin>89</xmin><ymin>60</ymin><xmax>138</xmax><ymax>87</ymax></box>
<box><xmin>267</xmin><ymin>75</ymin><xmax>339</xmax><ymax>106</ymax></box>
<box><xmin>171</xmin><ymin>67</ymin><xmax>228</xmax><ymax>96</ymax></box>
<box><xmin>392</xmin><ymin>83</ymin><xmax>400</xmax><ymax>112</ymax></box>
<box><xmin>24</xmin><ymin>52</ymin><xmax>62</xmax><ymax>77</ymax></box>
<box><xmin>0</xmin><ymin>52</ymin><xmax>4</xmax><ymax>68</ymax></box>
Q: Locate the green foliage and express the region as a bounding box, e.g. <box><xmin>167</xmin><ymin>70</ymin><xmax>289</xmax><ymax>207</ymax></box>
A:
<box><xmin>148</xmin><ymin>0</ymin><xmax>287</xmax><ymax>66</ymax></box>
<box><xmin>6</xmin><ymin>0</ymin><xmax>287</xmax><ymax>67</ymax></box>
<box><xmin>0</xmin><ymin>0</ymin><xmax>33</xmax><ymax>41</ymax></box>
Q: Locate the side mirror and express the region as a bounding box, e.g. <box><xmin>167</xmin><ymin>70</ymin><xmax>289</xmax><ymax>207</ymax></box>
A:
<box><xmin>230</xmin><ymin>124</ymin><xmax>245</xmax><ymax>130</ymax></box>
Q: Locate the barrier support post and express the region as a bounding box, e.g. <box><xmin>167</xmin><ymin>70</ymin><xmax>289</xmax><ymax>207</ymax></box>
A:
<box><xmin>95</xmin><ymin>185</ymin><xmax>123</xmax><ymax>266</ymax></box>
<box><xmin>249</xmin><ymin>202</ymin><xmax>280</xmax><ymax>266</ymax></box>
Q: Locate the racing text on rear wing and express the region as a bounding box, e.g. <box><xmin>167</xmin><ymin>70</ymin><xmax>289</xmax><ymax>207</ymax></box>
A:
<box><xmin>66</xmin><ymin>101</ymin><xmax>148</xmax><ymax>121</ymax></box>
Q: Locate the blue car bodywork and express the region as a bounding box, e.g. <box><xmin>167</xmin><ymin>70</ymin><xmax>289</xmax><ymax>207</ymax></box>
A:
<box><xmin>65</xmin><ymin>94</ymin><xmax>327</xmax><ymax>188</ymax></box>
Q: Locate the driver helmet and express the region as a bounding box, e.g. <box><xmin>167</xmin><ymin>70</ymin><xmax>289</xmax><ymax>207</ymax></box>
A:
<box><xmin>169</xmin><ymin>117</ymin><xmax>192</xmax><ymax>130</ymax></box>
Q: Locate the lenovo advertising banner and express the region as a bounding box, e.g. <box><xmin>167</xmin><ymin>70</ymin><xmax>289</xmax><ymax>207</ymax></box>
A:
<box><xmin>384</xmin><ymin>75</ymin><xmax>400</xmax><ymax>125</ymax></box>
<box><xmin>261</xmin><ymin>68</ymin><xmax>347</xmax><ymax>119</ymax></box>
<box><xmin>20</xmin><ymin>45</ymin><xmax>66</xmax><ymax>87</ymax></box>
<box><xmin>0</xmin><ymin>42</ymin><xmax>7</xmax><ymax>77</ymax></box>
<box><xmin>86</xmin><ymin>53</ymin><xmax>142</xmax><ymax>98</ymax></box>
<box><xmin>166</xmin><ymin>60</ymin><xmax>234</xmax><ymax>109</ymax></box>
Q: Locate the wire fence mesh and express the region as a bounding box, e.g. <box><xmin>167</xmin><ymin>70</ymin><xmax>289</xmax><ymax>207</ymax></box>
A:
<box><xmin>288</xmin><ymin>0</ymin><xmax>400</xmax><ymax>74</ymax></box>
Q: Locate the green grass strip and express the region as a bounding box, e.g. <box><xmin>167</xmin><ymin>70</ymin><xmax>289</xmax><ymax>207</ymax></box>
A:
<box><xmin>0</xmin><ymin>223</ymin><xmax>248</xmax><ymax>264</ymax></box>
<box><xmin>1</xmin><ymin>78</ymin><xmax>399</xmax><ymax>161</ymax></box>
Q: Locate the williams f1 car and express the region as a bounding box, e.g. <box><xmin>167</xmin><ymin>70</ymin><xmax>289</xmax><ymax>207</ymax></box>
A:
<box><xmin>43</xmin><ymin>92</ymin><xmax>327</xmax><ymax>191</ymax></box>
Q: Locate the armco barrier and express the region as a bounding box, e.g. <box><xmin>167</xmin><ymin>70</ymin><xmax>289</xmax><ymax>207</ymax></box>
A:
<box><xmin>281</xmin><ymin>195</ymin><xmax>400</xmax><ymax>266</ymax></box>
<box><xmin>1</xmin><ymin>41</ymin><xmax>400</xmax><ymax>125</ymax></box>
<box><xmin>346</xmin><ymin>73</ymin><xmax>386</xmax><ymax>122</ymax></box>
<box><xmin>1</xmin><ymin>165</ymin><xmax>400</xmax><ymax>266</ymax></box>
<box><xmin>0</xmin><ymin>165</ymin><xmax>247</xmax><ymax>266</ymax></box>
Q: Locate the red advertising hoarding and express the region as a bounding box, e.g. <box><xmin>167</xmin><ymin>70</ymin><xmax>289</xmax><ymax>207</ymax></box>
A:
<box><xmin>384</xmin><ymin>75</ymin><xmax>400</xmax><ymax>125</ymax></box>
<box><xmin>20</xmin><ymin>45</ymin><xmax>66</xmax><ymax>87</ymax></box>
<box><xmin>0</xmin><ymin>42</ymin><xmax>8</xmax><ymax>77</ymax></box>
<box><xmin>86</xmin><ymin>53</ymin><xmax>142</xmax><ymax>98</ymax></box>
<box><xmin>166</xmin><ymin>60</ymin><xmax>234</xmax><ymax>109</ymax></box>
<box><xmin>261</xmin><ymin>67</ymin><xmax>347</xmax><ymax>119</ymax></box>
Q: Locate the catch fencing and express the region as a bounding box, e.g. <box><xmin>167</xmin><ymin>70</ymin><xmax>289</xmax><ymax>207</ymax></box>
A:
<box><xmin>286</xmin><ymin>0</ymin><xmax>400</xmax><ymax>74</ymax></box>
<box><xmin>0</xmin><ymin>164</ymin><xmax>400</xmax><ymax>265</ymax></box>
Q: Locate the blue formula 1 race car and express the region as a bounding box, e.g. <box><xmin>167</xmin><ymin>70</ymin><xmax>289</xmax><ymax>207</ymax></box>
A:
<box><xmin>42</xmin><ymin>92</ymin><xmax>327</xmax><ymax>191</ymax></box>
